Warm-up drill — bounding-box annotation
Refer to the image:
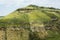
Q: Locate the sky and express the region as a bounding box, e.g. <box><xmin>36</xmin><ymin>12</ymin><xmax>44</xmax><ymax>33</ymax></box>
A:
<box><xmin>0</xmin><ymin>0</ymin><xmax>60</xmax><ymax>16</ymax></box>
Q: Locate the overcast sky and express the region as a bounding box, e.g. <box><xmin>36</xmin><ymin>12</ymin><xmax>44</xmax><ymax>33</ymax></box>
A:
<box><xmin>0</xmin><ymin>0</ymin><xmax>60</xmax><ymax>16</ymax></box>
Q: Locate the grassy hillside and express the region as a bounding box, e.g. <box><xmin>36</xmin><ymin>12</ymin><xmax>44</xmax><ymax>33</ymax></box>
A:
<box><xmin>0</xmin><ymin>5</ymin><xmax>60</xmax><ymax>40</ymax></box>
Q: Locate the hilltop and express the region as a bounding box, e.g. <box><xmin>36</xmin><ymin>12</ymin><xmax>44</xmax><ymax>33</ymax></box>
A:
<box><xmin>0</xmin><ymin>5</ymin><xmax>60</xmax><ymax>40</ymax></box>
<box><xmin>1</xmin><ymin>5</ymin><xmax>60</xmax><ymax>25</ymax></box>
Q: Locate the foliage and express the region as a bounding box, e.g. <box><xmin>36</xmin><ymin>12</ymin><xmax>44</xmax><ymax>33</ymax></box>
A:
<box><xmin>0</xmin><ymin>5</ymin><xmax>60</xmax><ymax>40</ymax></box>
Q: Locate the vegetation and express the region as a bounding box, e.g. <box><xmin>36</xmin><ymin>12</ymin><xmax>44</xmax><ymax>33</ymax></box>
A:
<box><xmin>0</xmin><ymin>5</ymin><xmax>60</xmax><ymax>40</ymax></box>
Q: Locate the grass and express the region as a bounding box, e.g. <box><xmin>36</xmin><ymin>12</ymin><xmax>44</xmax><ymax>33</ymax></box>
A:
<box><xmin>0</xmin><ymin>5</ymin><xmax>60</xmax><ymax>40</ymax></box>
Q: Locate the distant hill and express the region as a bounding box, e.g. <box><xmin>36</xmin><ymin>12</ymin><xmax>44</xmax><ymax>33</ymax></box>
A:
<box><xmin>0</xmin><ymin>16</ymin><xmax>4</xmax><ymax>18</ymax></box>
<box><xmin>0</xmin><ymin>5</ymin><xmax>60</xmax><ymax>40</ymax></box>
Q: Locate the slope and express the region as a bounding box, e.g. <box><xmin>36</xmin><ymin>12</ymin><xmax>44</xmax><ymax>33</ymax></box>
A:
<box><xmin>0</xmin><ymin>5</ymin><xmax>60</xmax><ymax>40</ymax></box>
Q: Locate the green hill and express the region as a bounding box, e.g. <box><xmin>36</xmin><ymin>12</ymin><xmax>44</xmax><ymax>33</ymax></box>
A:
<box><xmin>0</xmin><ymin>5</ymin><xmax>60</xmax><ymax>40</ymax></box>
